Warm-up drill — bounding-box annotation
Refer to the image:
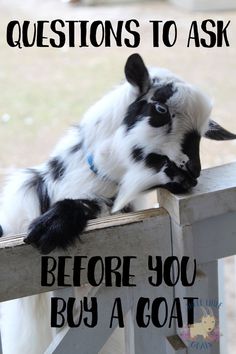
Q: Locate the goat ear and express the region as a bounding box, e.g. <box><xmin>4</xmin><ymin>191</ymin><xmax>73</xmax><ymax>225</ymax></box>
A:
<box><xmin>125</xmin><ymin>53</ymin><xmax>150</xmax><ymax>94</ymax></box>
<box><xmin>204</xmin><ymin>120</ymin><xmax>236</xmax><ymax>140</ymax></box>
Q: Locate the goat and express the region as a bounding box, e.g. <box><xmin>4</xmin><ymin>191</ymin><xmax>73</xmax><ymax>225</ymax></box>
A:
<box><xmin>190</xmin><ymin>306</ymin><xmax>216</xmax><ymax>340</ymax></box>
<box><xmin>0</xmin><ymin>54</ymin><xmax>235</xmax><ymax>353</ymax></box>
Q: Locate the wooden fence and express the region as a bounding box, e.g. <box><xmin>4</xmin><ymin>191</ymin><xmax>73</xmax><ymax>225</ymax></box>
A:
<box><xmin>1</xmin><ymin>162</ymin><xmax>236</xmax><ymax>354</ymax></box>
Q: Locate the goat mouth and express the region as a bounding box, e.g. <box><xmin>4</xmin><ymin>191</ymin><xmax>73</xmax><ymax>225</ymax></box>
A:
<box><xmin>186</xmin><ymin>168</ymin><xmax>197</xmax><ymax>181</ymax></box>
<box><xmin>182</xmin><ymin>177</ymin><xmax>197</xmax><ymax>191</ymax></box>
<box><xmin>186</xmin><ymin>167</ymin><xmax>196</xmax><ymax>180</ymax></box>
<box><xmin>163</xmin><ymin>177</ymin><xmax>197</xmax><ymax>195</ymax></box>
<box><xmin>181</xmin><ymin>169</ymin><xmax>198</xmax><ymax>188</ymax></box>
<box><xmin>188</xmin><ymin>175</ymin><xmax>198</xmax><ymax>187</ymax></box>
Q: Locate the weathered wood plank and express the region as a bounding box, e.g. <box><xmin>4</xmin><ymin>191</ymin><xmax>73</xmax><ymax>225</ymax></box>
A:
<box><xmin>0</xmin><ymin>208</ymin><xmax>170</xmax><ymax>302</ymax></box>
<box><xmin>0</xmin><ymin>208</ymin><xmax>163</xmax><ymax>247</ymax></box>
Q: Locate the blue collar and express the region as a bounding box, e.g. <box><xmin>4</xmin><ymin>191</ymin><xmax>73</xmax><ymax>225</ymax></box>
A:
<box><xmin>87</xmin><ymin>154</ymin><xmax>99</xmax><ymax>175</ymax></box>
<box><xmin>86</xmin><ymin>152</ymin><xmax>118</xmax><ymax>185</ymax></box>
<box><xmin>80</xmin><ymin>130</ymin><xmax>118</xmax><ymax>185</ymax></box>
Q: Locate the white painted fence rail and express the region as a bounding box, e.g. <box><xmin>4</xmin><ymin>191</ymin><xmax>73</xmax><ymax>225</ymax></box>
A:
<box><xmin>0</xmin><ymin>162</ymin><xmax>236</xmax><ymax>354</ymax></box>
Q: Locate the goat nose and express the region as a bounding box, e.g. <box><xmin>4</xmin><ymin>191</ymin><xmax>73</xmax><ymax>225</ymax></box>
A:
<box><xmin>186</xmin><ymin>160</ymin><xmax>201</xmax><ymax>179</ymax></box>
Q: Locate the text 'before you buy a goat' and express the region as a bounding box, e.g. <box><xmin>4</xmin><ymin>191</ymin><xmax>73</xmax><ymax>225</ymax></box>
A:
<box><xmin>6</xmin><ymin>19</ymin><xmax>231</xmax><ymax>49</ymax></box>
<box><xmin>42</xmin><ymin>255</ymin><xmax>198</xmax><ymax>329</ymax></box>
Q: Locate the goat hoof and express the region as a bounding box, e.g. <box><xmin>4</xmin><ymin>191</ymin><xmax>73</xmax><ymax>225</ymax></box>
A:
<box><xmin>24</xmin><ymin>199</ymin><xmax>91</xmax><ymax>254</ymax></box>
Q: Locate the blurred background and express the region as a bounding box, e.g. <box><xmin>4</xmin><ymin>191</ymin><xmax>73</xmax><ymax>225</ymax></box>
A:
<box><xmin>0</xmin><ymin>0</ymin><xmax>235</xmax><ymax>353</ymax></box>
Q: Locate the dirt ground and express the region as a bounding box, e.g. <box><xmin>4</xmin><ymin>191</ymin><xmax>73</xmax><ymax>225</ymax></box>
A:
<box><xmin>0</xmin><ymin>0</ymin><xmax>235</xmax><ymax>352</ymax></box>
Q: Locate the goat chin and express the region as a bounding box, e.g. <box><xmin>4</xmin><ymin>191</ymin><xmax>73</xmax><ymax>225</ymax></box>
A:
<box><xmin>0</xmin><ymin>293</ymin><xmax>55</xmax><ymax>354</ymax></box>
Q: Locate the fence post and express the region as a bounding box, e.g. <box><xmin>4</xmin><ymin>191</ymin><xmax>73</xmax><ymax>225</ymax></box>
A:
<box><xmin>158</xmin><ymin>162</ymin><xmax>236</xmax><ymax>354</ymax></box>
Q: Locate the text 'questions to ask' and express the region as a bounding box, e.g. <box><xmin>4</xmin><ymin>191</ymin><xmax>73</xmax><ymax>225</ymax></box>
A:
<box><xmin>6</xmin><ymin>19</ymin><xmax>231</xmax><ymax>49</ymax></box>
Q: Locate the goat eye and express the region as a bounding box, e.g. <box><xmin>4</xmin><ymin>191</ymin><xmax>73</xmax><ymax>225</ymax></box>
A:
<box><xmin>155</xmin><ymin>103</ymin><xmax>168</xmax><ymax>114</ymax></box>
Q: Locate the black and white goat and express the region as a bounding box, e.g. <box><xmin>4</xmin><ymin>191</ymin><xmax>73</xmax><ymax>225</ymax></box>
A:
<box><xmin>0</xmin><ymin>54</ymin><xmax>235</xmax><ymax>353</ymax></box>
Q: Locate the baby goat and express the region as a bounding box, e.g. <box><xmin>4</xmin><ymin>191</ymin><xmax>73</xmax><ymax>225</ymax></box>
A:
<box><xmin>0</xmin><ymin>54</ymin><xmax>235</xmax><ymax>353</ymax></box>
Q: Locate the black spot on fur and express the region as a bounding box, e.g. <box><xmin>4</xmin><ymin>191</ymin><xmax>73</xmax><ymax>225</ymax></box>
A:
<box><xmin>148</xmin><ymin>103</ymin><xmax>171</xmax><ymax>128</ymax></box>
<box><xmin>124</xmin><ymin>99</ymin><xmax>171</xmax><ymax>131</ymax></box>
<box><xmin>164</xmin><ymin>160</ymin><xmax>181</xmax><ymax>181</ymax></box>
<box><xmin>152</xmin><ymin>83</ymin><xmax>176</xmax><ymax>104</ymax></box>
<box><xmin>182</xmin><ymin>131</ymin><xmax>201</xmax><ymax>179</ymax></box>
<box><xmin>182</xmin><ymin>131</ymin><xmax>200</xmax><ymax>158</ymax></box>
<box><xmin>144</xmin><ymin>156</ymin><xmax>198</xmax><ymax>194</ymax></box>
<box><xmin>145</xmin><ymin>165</ymin><xmax>197</xmax><ymax>194</ymax></box>
<box><xmin>25</xmin><ymin>199</ymin><xmax>101</xmax><ymax>254</ymax></box>
<box><xmin>145</xmin><ymin>153</ymin><xmax>167</xmax><ymax>172</ymax></box>
<box><xmin>0</xmin><ymin>224</ymin><xmax>3</xmax><ymax>237</ymax></box>
<box><xmin>25</xmin><ymin>169</ymin><xmax>50</xmax><ymax>214</ymax></box>
<box><xmin>48</xmin><ymin>158</ymin><xmax>65</xmax><ymax>181</ymax></box>
<box><xmin>164</xmin><ymin>157</ymin><xmax>198</xmax><ymax>187</ymax></box>
<box><xmin>132</xmin><ymin>146</ymin><xmax>144</xmax><ymax>162</ymax></box>
<box><xmin>123</xmin><ymin>100</ymin><xmax>147</xmax><ymax>131</ymax></box>
<box><xmin>167</xmin><ymin>121</ymin><xmax>172</xmax><ymax>134</ymax></box>
<box><xmin>70</xmin><ymin>142</ymin><xmax>82</xmax><ymax>154</ymax></box>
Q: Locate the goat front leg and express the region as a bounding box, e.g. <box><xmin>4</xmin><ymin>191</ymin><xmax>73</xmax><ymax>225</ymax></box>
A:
<box><xmin>24</xmin><ymin>199</ymin><xmax>101</xmax><ymax>254</ymax></box>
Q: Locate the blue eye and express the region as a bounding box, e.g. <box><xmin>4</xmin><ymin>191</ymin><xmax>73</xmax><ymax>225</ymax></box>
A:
<box><xmin>155</xmin><ymin>103</ymin><xmax>168</xmax><ymax>114</ymax></box>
